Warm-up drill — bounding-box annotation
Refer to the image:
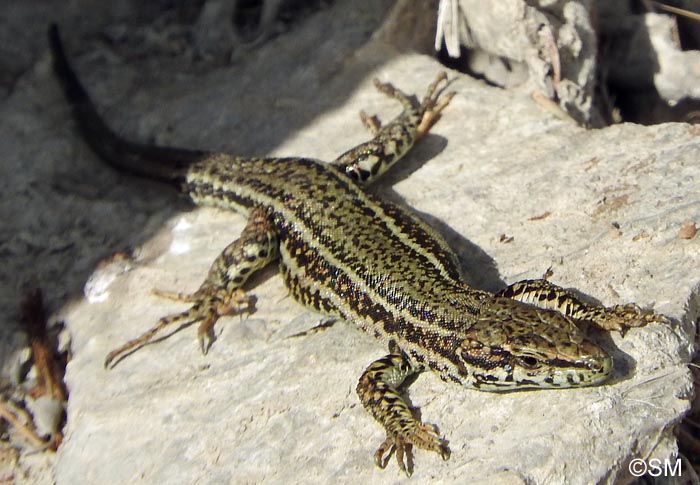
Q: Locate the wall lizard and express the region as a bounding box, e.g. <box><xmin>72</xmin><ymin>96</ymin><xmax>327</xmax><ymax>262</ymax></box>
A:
<box><xmin>49</xmin><ymin>25</ymin><xmax>663</xmax><ymax>475</ymax></box>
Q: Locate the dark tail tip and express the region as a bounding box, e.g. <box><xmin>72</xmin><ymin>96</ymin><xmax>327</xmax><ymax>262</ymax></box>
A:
<box><xmin>47</xmin><ymin>23</ymin><xmax>204</xmax><ymax>184</ymax></box>
<box><xmin>48</xmin><ymin>23</ymin><xmax>91</xmax><ymax>107</ymax></box>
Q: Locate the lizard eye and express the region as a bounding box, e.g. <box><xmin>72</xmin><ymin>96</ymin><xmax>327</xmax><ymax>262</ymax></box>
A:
<box><xmin>516</xmin><ymin>356</ymin><xmax>541</xmax><ymax>369</ymax></box>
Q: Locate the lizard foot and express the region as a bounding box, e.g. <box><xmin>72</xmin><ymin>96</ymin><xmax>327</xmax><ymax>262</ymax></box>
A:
<box><xmin>104</xmin><ymin>287</ymin><xmax>253</xmax><ymax>368</ymax></box>
<box><xmin>373</xmin><ymin>422</ymin><xmax>450</xmax><ymax>476</ymax></box>
<box><xmin>416</xmin><ymin>72</ymin><xmax>455</xmax><ymax>139</ymax></box>
<box><xmin>591</xmin><ymin>303</ymin><xmax>669</xmax><ymax>334</ymax></box>
<box><xmin>369</xmin><ymin>71</ymin><xmax>455</xmax><ymax>140</ymax></box>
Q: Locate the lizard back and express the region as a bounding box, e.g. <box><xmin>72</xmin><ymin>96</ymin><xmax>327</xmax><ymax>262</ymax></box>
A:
<box><xmin>186</xmin><ymin>154</ymin><xmax>489</xmax><ymax>365</ymax></box>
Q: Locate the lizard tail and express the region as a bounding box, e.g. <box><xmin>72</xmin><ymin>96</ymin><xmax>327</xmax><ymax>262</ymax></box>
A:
<box><xmin>48</xmin><ymin>23</ymin><xmax>206</xmax><ymax>184</ymax></box>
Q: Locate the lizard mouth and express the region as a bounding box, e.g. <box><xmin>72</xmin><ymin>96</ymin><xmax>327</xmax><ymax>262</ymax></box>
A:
<box><xmin>540</xmin><ymin>352</ymin><xmax>613</xmax><ymax>388</ymax></box>
<box><xmin>582</xmin><ymin>352</ymin><xmax>613</xmax><ymax>380</ymax></box>
<box><xmin>574</xmin><ymin>340</ymin><xmax>614</xmax><ymax>381</ymax></box>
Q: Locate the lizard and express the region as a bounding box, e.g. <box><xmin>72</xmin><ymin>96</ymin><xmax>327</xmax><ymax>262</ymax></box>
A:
<box><xmin>48</xmin><ymin>24</ymin><xmax>662</xmax><ymax>475</ymax></box>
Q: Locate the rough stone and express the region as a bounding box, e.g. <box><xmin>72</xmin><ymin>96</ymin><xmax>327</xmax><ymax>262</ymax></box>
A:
<box><xmin>435</xmin><ymin>0</ymin><xmax>602</xmax><ymax>126</ymax></box>
<box><xmin>1</xmin><ymin>0</ymin><xmax>696</xmax><ymax>483</ymax></box>
<box><xmin>57</xmin><ymin>30</ymin><xmax>696</xmax><ymax>485</ymax></box>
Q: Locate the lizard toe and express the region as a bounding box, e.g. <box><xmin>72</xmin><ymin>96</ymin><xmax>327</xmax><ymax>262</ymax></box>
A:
<box><xmin>373</xmin><ymin>423</ymin><xmax>450</xmax><ymax>476</ymax></box>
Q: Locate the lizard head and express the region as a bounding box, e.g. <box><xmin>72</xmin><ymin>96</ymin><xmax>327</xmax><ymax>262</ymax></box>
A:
<box><xmin>455</xmin><ymin>297</ymin><xmax>612</xmax><ymax>390</ymax></box>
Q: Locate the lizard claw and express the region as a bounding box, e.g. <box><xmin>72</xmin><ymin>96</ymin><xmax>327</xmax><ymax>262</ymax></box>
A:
<box><xmin>197</xmin><ymin>313</ymin><xmax>218</xmax><ymax>355</ymax></box>
<box><xmin>374</xmin><ymin>436</ymin><xmax>414</xmax><ymax>476</ymax></box>
<box><xmin>195</xmin><ymin>288</ymin><xmax>253</xmax><ymax>355</ymax></box>
<box><xmin>373</xmin><ymin>422</ymin><xmax>450</xmax><ymax>476</ymax></box>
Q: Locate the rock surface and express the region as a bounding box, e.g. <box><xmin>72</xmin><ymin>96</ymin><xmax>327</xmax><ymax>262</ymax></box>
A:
<box><xmin>1</xmin><ymin>0</ymin><xmax>697</xmax><ymax>483</ymax></box>
<box><xmin>435</xmin><ymin>0</ymin><xmax>602</xmax><ymax>126</ymax></box>
<box><xmin>600</xmin><ymin>2</ymin><xmax>700</xmax><ymax>108</ymax></box>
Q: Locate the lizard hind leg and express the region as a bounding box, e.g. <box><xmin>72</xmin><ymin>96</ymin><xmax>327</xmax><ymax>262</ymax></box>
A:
<box><xmin>104</xmin><ymin>207</ymin><xmax>279</xmax><ymax>368</ymax></box>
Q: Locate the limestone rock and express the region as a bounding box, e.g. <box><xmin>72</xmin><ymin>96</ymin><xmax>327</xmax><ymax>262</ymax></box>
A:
<box><xmin>1</xmin><ymin>0</ymin><xmax>695</xmax><ymax>482</ymax></box>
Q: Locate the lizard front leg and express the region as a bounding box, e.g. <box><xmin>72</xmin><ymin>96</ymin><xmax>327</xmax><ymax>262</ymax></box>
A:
<box><xmin>356</xmin><ymin>353</ymin><xmax>450</xmax><ymax>476</ymax></box>
<box><xmin>497</xmin><ymin>278</ymin><xmax>666</xmax><ymax>333</ymax></box>
<box><xmin>104</xmin><ymin>206</ymin><xmax>279</xmax><ymax>368</ymax></box>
